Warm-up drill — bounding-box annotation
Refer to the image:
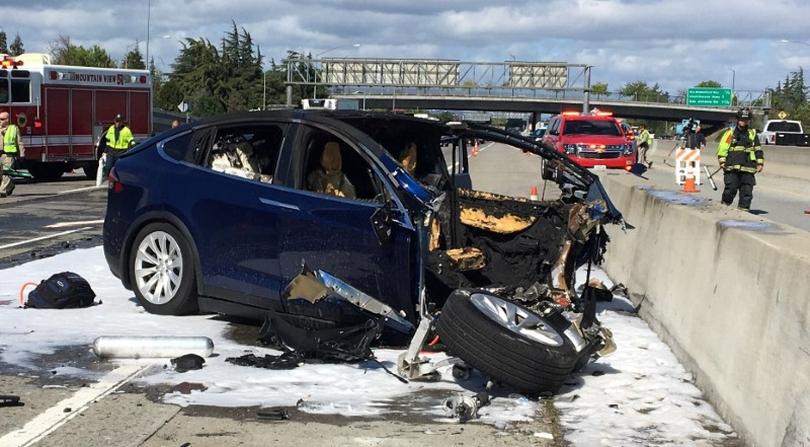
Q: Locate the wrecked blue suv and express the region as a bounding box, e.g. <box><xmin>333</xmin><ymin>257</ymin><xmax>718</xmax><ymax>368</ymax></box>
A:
<box><xmin>103</xmin><ymin>110</ymin><xmax>623</xmax><ymax>394</ymax></box>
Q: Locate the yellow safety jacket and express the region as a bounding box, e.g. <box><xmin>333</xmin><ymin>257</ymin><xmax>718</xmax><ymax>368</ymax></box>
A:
<box><xmin>105</xmin><ymin>125</ymin><xmax>135</xmax><ymax>151</ymax></box>
<box><xmin>639</xmin><ymin>129</ymin><xmax>652</xmax><ymax>146</ymax></box>
<box><xmin>717</xmin><ymin>127</ymin><xmax>762</xmax><ymax>174</ymax></box>
<box><xmin>2</xmin><ymin>124</ymin><xmax>20</xmax><ymax>155</ymax></box>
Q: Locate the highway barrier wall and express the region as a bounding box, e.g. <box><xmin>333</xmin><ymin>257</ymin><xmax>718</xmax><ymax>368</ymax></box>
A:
<box><xmin>758</xmin><ymin>145</ymin><xmax>810</xmax><ymax>180</ymax></box>
<box><xmin>599</xmin><ymin>172</ymin><xmax>810</xmax><ymax>447</ymax></box>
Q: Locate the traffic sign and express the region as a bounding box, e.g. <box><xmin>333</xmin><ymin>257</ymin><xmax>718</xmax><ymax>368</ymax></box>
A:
<box><xmin>686</xmin><ymin>88</ymin><xmax>733</xmax><ymax>107</ymax></box>
<box><xmin>177</xmin><ymin>101</ymin><xmax>189</xmax><ymax>113</ymax></box>
<box><xmin>777</xmin><ymin>111</ymin><xmax>788</xmax><ymax>119</ymax></box>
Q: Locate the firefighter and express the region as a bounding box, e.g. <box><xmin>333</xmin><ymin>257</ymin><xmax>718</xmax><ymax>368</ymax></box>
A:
<box><xmin>0</xmin><ymin>111</ymin><xmax>24</xmax><ymax>198</ymax></box>
<box><xmin>101</xmin><ymin>114</ymin><xmax>136</xmax><ymax>178</ymax></box>
<box><xmin>717</xmin><ymin>108</ymin><xmax>763</xmax><ymax>211</ymax></box>
<box><xmin>637</xmin><ymin>125</ymin><xmax>653</xmax><ymax>167</ymax></box>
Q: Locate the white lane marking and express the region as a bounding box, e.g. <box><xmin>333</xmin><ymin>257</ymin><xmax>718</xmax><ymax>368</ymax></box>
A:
<box><xmin>58</xmin><ymin>185</ymin><xmax>105</xmax><ymax>195</ymax></box>
<box><xmin>0</xmin><ymin>227</ymin><xmax>93</xmax><ymax>251</ymax></box>
<box><xmin>44</xmin><ymin>220</ymin><xmax>104</xmax><ymax>229</ymax></box>
<box><xmin>445</xmin><ymin>141</ymin><xmax>496</xmax><ymax>171</ymax></box>
<box><xmin>0</xmin><ymin>364</ymin><xmax>151</xmax><ymax>447</ymax></box>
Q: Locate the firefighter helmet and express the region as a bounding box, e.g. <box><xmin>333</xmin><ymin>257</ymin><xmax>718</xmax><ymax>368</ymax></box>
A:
<box><xmin>736</xmin><ymin>108</ymin><xmax>752</xmax><ymax>121</ymax></box>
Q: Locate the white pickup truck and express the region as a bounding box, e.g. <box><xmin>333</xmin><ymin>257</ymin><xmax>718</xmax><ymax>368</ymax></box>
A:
<box><xmin>759</xmin><ymin>120</ymin><xmax>809</xmax><ymax>146</ymax></box>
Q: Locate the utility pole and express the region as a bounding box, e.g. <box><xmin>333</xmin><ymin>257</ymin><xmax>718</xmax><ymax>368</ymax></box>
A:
<box><xmin>146</xmin><ymin>0</ymin><xmax>151</xmax><ymax>66</ymax></box>
<box><xmin>582</xmin><ymin>66</ymin><xmax>592</xmax><ymax>114</ymax></box>
<box><xmin>730</xmin><ymin>68</ymin><xmax>736</xmax><ymax>91</ymax></box>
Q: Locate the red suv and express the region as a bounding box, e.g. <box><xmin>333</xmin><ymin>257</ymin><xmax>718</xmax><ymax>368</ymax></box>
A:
<box><xmin>543</xmin><ymin>112</ymin><xmax>635</xmax><ymax>169</ymax></box>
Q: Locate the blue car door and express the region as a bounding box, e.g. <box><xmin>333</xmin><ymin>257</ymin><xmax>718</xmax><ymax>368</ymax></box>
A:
<box><xmin>271</xmin><ymin>123</ymin><xmax>417</xmax><ymax>320</ymax></box>
<box><xmin>162</xmin><ymin>122</ymin><xmax>291</xmax><ymax>309</ymax></box>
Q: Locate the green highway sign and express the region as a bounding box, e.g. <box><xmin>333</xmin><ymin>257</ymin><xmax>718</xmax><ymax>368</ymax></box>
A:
<box><xmin>687</xmin><ymin>88</ymin><xmax>733</xmax><ymax>107</ymax></box>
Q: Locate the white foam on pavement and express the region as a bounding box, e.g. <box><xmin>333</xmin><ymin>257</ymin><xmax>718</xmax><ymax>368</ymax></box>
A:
<box><xmin>0</xmin><ymin>246</ymin><xmax>738</xmax><ymax>441</ymax></box>
<box><xmin>0</xmin><ymin>247</ymin><xmax>534</xmax><ymax>425</ymax></box>
<box><xmin>555</xmin><ymin>266</ymin><xmax>737</xmax><ymax>446</ymax></box>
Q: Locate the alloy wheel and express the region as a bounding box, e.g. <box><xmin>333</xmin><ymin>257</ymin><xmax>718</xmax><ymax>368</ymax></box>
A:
<box><xmin>134</xmin><ymin>231</ymin><xmax>184</xmax><ymax>305</ymax></box>
<box><xmin>469</xmin><ymin>293</ymin><xmax>564</xmax><ymax>347</ymax></box>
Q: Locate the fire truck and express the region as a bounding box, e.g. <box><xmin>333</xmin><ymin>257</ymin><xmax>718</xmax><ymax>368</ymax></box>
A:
<box><xmin>1</xmin><ymin>53</ymin><xmax>151</xmax><ymax>181</ymax></box>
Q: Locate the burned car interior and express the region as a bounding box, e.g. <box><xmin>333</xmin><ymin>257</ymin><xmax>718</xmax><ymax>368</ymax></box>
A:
<box><xmin>207</xmin><ymin>124</ymin><xmax>284</xmax><ymax>183</ymax></box>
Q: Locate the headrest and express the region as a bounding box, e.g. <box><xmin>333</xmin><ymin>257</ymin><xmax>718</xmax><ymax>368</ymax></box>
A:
<box><xmin>399</xmin><ymin>143</ymin><xmax>417</xmax><ymax>175</ymax></box>
<box><xmin>321</xmin><ymin>142</ymin><xmax>342</xmax><ymax>172</ymax></box>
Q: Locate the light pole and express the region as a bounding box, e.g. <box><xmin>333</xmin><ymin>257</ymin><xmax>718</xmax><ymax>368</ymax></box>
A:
<box><xmin>146</xmin><ymin>0</ymin><xmax>152</xmax><ymax>65</ymax></box>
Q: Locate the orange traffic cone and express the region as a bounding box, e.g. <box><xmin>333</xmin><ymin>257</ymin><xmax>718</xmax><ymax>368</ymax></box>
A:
<box><xmin>682</xmin><ymin>175</ymin><xmax>699</xmax><ymax>193</ymax></box>
<box><xmin>529</xmin><ymin>185</ymin><xmax>539</xmax><ymax>200</ymax></box>
<box><xmin>472</xmin><ymin>142</ymin><xmax>479</xmax><ymax>157</ymax></box>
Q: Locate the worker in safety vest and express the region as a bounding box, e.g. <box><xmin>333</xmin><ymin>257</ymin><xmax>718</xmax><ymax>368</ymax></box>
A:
<box><xmin>717</xmin><ymin>108</ymin><xmax>763</xmax><ymax>211</ymax></box>
<box><xmin>100</xmin><ymin>114</ymin><xmax>136</xmax><ymax>178</ymax></box>
<box><xmin>1</xmin><ymin>111</ymin><xmax>24</xmax><ymax>198</ymax></box>
<box><xmin>637</xmin><ymin>124</ymin><xmax>653</xmax><ymax>167</ymax></box>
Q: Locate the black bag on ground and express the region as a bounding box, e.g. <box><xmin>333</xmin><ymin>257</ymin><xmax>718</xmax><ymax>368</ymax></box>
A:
<box><xmin>26</xmin><ymin>272</ymin><xmax>96</xmax><ymax>309</ymax></box>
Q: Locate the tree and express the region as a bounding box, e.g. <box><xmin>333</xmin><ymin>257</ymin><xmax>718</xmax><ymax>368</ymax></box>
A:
<box><xmin>591</xmin><ymin>82</ymin><xmax>610</xmax><ymax>97</ymax></box>
<box><xmin>49</xmin><ymin>35</ymin><xmax>116</xmax><ymax>67</ymax></box>
<box><xmin>123</xmin><ymin>42</ymin><xmax>146</xmax><ymax>69</ymax></box>
<box><xmin>9</xmin><ymin>33</ymin><xmax>24</xmax><ymax>56</ymax></box>
<box><xmin>768</xmin><ymin>68</ymin><xmax>810</xmax><ymax>129</ymax></box>
<box><xmin>620</xmin><ymin>80</ymin><xmax>669</xmax><ymax>103</ymax></box>
<box><xmin>435</xmin><ymin>111</ymin><xmax>456</xmax><ymax>122</ymax></box>
<box><xmin>695</xmin><ymin>80</ymin><xmax>722</xmax><ymax>88</ymax></box>
<box><xmin>0</xmin><ymin>31</ymin><xmax>8</xmax><ymax>54</ymax></box>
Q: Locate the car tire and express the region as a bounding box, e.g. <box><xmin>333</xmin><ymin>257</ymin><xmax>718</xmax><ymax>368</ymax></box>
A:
<box><xmin>436</xmin><ymin>290</ymin><xmax>579</xmax><ymax>395</ymax></box>
<box><xmin>540</xmin><ymin>159</ymin><xmax>555</xmax><ymax>181</ymax></box>
<box><xmin>129</xmin><ymin>223</ymin><xmax>198</xmax><ymax>315</ymax></box>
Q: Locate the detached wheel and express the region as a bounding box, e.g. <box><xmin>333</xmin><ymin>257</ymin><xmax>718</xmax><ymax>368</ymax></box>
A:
<box><xmin>436</xmin><ymin>291</ymin><xmax>578</xmax><ymax>395</ymax></box>
<box><xmin>129</xmin><ymin>223</ymin><xmax>198</xmax><ymax>315</ymax></box>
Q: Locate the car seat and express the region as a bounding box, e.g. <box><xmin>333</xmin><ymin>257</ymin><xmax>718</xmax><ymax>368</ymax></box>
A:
<box><xmin>307</xmin><ymin>142</ymin><xmax>356</xmax><ymax>198</ymax></box>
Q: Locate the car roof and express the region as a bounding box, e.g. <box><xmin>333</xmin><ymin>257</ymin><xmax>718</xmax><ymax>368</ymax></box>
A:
<box><xmin>561</xmin><ymin>114</ymin><xmax>618</xmax><ymax>121</ymax></box>
<box><xmin>170</xmin><ymin>110</ymin><xmax>452</xmax><ymax>159</ymax></box>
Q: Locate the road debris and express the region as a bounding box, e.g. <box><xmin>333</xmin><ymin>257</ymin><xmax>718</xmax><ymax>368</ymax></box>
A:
<box><xmin>0</xmin><ymin>395</ymin><xmax>23</xmax><ymax>408</ymax></box>
<box><xmin>171</xmin><ymin>354</ymin><xmax>206</xmax><ymax>372</ymax></box>
<box><xmin>92</xmin><ymin>336</ymin><xmax>214</xmax><ymax>359</ymax></box>
<box><xmin>443</xmin><ymin>392</ymin><xmax>491</xmax><ymax>422</ymax></box>
<box><xmin>256</xmin><ymin>407</ymin><xmax>290</xmax><ymax>421</ymax></box>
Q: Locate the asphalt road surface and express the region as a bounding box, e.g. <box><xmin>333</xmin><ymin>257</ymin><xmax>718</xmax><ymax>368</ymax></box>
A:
<box><xmin>0</xmin><ymin>173</ymin><xmax>105</xmax><ymax>269</ymax></box>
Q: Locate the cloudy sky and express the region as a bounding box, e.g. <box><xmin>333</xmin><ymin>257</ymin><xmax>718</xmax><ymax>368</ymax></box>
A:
<box><xmin>1</xmin><ymin>0</ymin><xmax>809</xmax><ymax>94</ymax></box>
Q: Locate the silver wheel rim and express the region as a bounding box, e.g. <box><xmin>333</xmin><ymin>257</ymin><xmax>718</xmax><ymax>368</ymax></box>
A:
<box><xmin>469</xmin><ymin>293</ymin><xmax>564</xmax><ymax>347</ymax></box>
<box><xmin>134</xmin><ymin>230</ymin><xmax>183</xmax><ymax>305</ymax></box>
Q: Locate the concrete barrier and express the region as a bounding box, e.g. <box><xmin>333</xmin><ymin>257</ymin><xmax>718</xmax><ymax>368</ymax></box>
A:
<box><xmin>758</xmin><ymin>145</ymin><xmax>810</xmax><ymax>180</ymax></box>
<box><xmin>598</xmin><ymin>172</ymin><xmax>810</xmax><ymax>447</ymax></box>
